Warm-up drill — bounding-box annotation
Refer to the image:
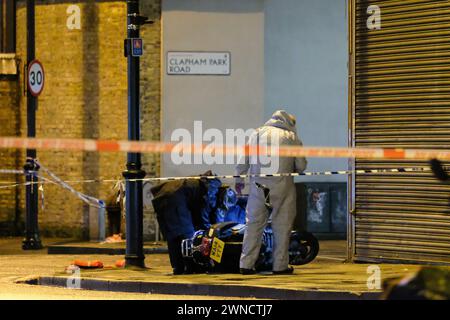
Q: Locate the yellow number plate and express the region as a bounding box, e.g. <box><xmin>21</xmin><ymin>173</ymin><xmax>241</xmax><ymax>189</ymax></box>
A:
<box><xmin>210</xmin><ymin>237</ymin><xmax>225</xmax><ymax>263</ymax></box>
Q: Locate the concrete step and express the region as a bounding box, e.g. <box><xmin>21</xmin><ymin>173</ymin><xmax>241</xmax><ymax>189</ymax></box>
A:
<box><xmin>47</xmin><ymin>241</ymin><xmax>168</xmax><ymax>255</ymax></box>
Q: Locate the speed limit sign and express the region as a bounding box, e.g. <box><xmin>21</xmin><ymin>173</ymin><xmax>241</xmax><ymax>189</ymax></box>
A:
<box><xmin>27</xmin><ymin>60</ymin><xmax>45</xmax><ymax>97</ymax></box>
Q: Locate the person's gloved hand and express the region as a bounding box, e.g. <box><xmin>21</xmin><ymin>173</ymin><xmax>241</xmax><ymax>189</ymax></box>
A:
<box><xmin>235</xmin><ymin>182</ymin><xmax>245</xmax><ymax>195</ymax></box>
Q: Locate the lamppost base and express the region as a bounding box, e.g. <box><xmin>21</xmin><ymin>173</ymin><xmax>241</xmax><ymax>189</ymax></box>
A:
<box><xmin>22</xmin><ymin>236</ymin><xmax>43</xmax><ymax>250</ymax></box>
<box><xmin>23</xmin><ymin>158</ymin><xmax>42</xmax><ymax>251</ymax></box>
<box><xmin>125</xmin><ymin>255</ymin><xmax>146</xmax><ymax>269</ymax></box>
<box><xmin>123</xmin><ymin>163</ymin><xmax>146</xmax><ymax>269</ymax></box>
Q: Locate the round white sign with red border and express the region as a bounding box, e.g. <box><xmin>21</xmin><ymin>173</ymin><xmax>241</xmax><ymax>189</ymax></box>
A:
<box><xmin>28</xmin><ymin>59</ymin><xmax>45</xmax><ymax>97</ymax></box>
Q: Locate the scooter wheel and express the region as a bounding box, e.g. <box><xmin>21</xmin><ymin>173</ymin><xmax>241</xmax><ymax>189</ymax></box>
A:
<box><xmin>289</xmin><ymin>231</ymin><xmax>319</xmax><ymax>265</ymax></box>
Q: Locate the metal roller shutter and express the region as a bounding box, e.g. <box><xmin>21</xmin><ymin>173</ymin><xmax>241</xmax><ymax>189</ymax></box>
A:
<box><xmin>349</xmin><ymin>0</ymin><xmax>450</xmax><ymax>264</ymax></box>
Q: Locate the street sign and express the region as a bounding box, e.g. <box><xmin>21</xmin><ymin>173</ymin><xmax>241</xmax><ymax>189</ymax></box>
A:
<box><xmin>27</xmin><ymin>59</ymin><xmax>45</xmax><ymax>97</ymax></box>
<box><xmin>131</xmin><ymin>38</ymin><xmax>143</xmax><ymax>57</ymax></box>
<box><xmin>167</xmin><ymin>52</ymin><xmax>231</xmax><ymax>75</ymax></box>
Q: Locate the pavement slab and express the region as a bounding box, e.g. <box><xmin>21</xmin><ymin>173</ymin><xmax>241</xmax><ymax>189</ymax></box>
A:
<box><xmin>51</xmin><ymin>255</ymin><xmax>417</xmax><ymax>298</ymax></box>
<box><xmin>0</xmin><ymin>238</ymin><xmax>253</xmax><ymax>299</ymax></box>
<box><xmin>0</xmin><ymin>237</ymin><xmax>423</xmax><ymax>299</ymax></box>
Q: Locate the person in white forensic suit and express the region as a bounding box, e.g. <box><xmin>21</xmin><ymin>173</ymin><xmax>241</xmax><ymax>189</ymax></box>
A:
<box><xmin>235</xmin><ymin>110</ymin><xmax>307</xmax><ymax>275</ymax></box>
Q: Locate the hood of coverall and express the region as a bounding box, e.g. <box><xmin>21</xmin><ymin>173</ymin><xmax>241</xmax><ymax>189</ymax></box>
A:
<box><xmin>264</xmin><ymin>110</ymin><xmax>297</xmax><ymax>133</ymax></box>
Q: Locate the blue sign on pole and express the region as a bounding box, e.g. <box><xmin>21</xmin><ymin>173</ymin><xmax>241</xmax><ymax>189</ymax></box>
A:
<box><xmin>131</xmin><ymin>38</ymin><xmax>143</xmax><ymax>57</ymax></box>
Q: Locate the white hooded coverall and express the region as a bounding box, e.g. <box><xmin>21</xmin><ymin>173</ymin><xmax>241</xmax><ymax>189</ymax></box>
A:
<box><xmin>236</xmin><ymin>110</ymin><xmax>307</xmax><ymax>272</ymax></box>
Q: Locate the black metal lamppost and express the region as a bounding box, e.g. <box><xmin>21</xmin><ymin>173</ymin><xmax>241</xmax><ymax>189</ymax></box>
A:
<box><xmin>123</xmin><ymin>0</ymin><xmax>152</xmax><ymax>268</ymax></box>
<box><xmin>22</xmin><ymin>0</ymin><xmax>42</xmax><ymax>250</ymax></box>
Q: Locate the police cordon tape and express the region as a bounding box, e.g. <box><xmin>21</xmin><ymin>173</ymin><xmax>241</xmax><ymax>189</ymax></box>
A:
<box><xmin>0</xmin><ymin>164</ymin><xmax>103</xmax><ymax>208</ymax></box>
<box><xmin>0</xmin><ymin>169</ymin><xmax>25</xmax><ymax>175</ymax></box>
<box><xmin>0</xmin><ymin>160</ymin><xmax>438</xmax><ymax>208</ymax></box>
<box><xmin>134</xmin><ymin>167</ymin><xmax>432</xmax><ymax>181</ymax></box>
<box><xmin>0</xmin><ymin>136</ymin><xmax>445</xmax><ymax>210</ymax></box>
<box><xmin>2</xmin><ymin>136</ymin><xmax>450</xmax><ymax>160</ymax></box>
<box><xmin>36</xmin><ymin>160</ymin><xmax>104</xmax><ymax>208</ymax></box>
<box><xmin>0</xmin><ymin>165</ymin><xmax>437</xmax><ymax>211</ymax></box>
<box><xmin>0</xmin><ymin>166</ymin><xmax>436</xmax><ymax>188</ymax></box>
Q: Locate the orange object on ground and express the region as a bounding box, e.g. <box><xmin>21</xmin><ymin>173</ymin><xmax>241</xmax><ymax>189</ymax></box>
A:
<box><xmin>73</xmin><ymin>260</ymin><xmax>104</xmax><ymax>269</ymax></box>
<box><xmin>103</xmin><ymin>233</ymin><xmax>124</xmax><ymax>244</ymax></box>
<box><xmin>115</xmin><ymin>259</ymin><xmax>126</xmax><ymax>268</ymax></box>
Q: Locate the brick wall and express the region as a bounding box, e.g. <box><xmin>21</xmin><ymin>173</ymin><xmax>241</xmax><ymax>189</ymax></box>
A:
<box><xmin>0</xmin><ymin>0</ymin><xmax>161</xmax><ymax>239</ymax></box>
<box><xmin>0</xmin><ymin>76</ymin><xmax>21</xmax><ymax>234</ymax></box>
<box><xmin>140</xmin><ymin>0</ymin><xmax>161</xmax><ymax>239</ymax></box>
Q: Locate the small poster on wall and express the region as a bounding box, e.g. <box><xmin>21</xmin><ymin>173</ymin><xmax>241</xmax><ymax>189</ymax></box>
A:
<box><xmin>167</xmin><ymin>51</ymin><xmax>231</xmax><ymax>75</ymax></box>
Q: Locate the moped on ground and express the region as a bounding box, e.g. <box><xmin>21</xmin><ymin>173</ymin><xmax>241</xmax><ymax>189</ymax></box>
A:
<box><xmin>181</xmin><ymin>182</ymin><xmax>320</xmax><ymax>273</ymax></box>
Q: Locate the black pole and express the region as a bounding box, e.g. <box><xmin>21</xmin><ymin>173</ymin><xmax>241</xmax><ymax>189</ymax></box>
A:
<box><xmin>22</xmin><ymin>0</ymin><xmax>42</xmax><ymax>250</ymax></box>
<box><xmin>123</xmin><ymin>0</ymin><xmax>145</xmax><ymax>268</ymax></box>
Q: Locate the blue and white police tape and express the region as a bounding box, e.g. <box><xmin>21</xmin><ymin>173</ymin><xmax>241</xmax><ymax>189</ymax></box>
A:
<box><xmin>132</xmin><ymin>167</ymin><xmax>432</xmax><ymax>182</ymax></box>
<box><xmin>0</xmin><ymin>166</ymin><xmax>435</xmax><ymax>186</ymax></box>
<box><xmin>34</xmin><ymin>160</ymin><xmax>105</xmax><ymax>209</ymax></box>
